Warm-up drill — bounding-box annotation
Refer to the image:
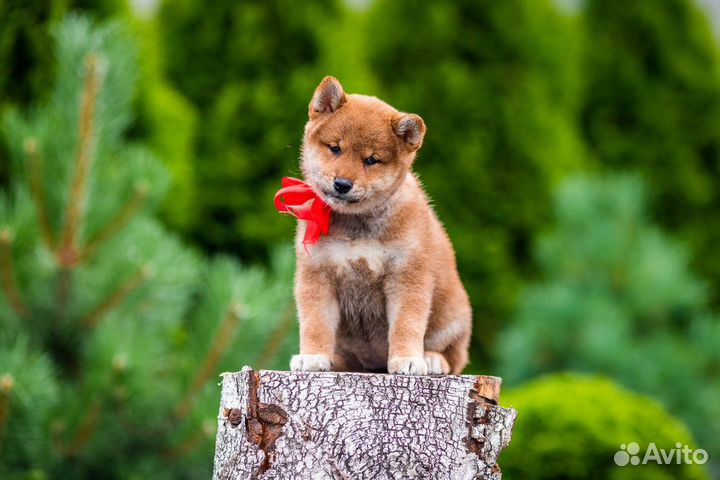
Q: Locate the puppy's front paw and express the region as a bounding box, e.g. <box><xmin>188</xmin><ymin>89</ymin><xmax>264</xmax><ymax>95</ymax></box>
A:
<box><xmin>290</xmin><ymin>354</ymin><xmax>332</xmax><ymax>372</ymax></box>
<box><xmin>424</xmin><ymin>351</ymin><xmax>451</xmax><ymax>375</ymax></box>
<box><xmin>388</xmin><ymin>356</ymin><xmax>429</xmax><ymax>375</ymax></box>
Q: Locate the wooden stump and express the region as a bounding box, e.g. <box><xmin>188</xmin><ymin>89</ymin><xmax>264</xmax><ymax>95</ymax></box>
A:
<box><xmin>213</xmin><ymin>367</ymin><xmax>517</xmax><ymax>480</ymax></box>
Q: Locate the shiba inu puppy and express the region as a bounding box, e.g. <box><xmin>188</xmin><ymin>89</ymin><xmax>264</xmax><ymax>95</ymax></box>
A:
<box><xmin>289</xmin><ymin>76</ymin><xmax>471</xmax><ymax>375</ymax></box>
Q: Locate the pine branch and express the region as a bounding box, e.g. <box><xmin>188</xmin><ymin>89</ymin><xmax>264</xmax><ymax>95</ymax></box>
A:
<box><xmin>0</xmin><ymin>228</ymin><xmax>27</xmax><ymax>317</ymax></box>
<box><xmin>56</xmin><ymin>267</ymin><xmax>73</xmax><ymax>323</ymax></box>
<box><xmin>58</xmin><ymin>54</ymin><xmax>102</xmax><ymax>269</ymax></box>
<box><xmin>175</xmin><ymin>303</ymin><xmax>244</xmax><ymax>420</ymax></box>
<box><xmin>82</xmin><ymin>264</ymin><xmax>154</xmax><ymax>328</ymax></box>
<box><xmin>59</xmin><ymin>361</ymin><xmax>131</xmax><ymax>457</ymax></box>
<box><xmin>62</xmin><ymin>400</ymin><xmax>102</xmax><ymax>457</ymax></box>
<box><xmin>79</xmin><ymin>181</ymin><xmax>149</xmax><ymax>263</ymax></box>
<box><xmin>24</xmin><ymin>138</ymin><xmax>55</xmax><ymax>249</ymax></box>
<box><xmin>0</xmin><ymin>374</ymin><xmax>14</xmax><ymax>454</ymax></box>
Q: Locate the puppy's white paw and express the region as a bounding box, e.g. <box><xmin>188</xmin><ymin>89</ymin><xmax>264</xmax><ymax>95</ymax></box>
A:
<box><xmin>424</xmin><ymin>352</ymin><xmax>450</xmax><ymax>375</ymax></box>
<box><xmin>388</xmin><ymin>356</ymin><xmax>429</xmax><ymax>375</ymax></box>
<box><xmin>290</xmin><ymin>354</ymin><xmax>332</xmax><ymax>372</ymax></box>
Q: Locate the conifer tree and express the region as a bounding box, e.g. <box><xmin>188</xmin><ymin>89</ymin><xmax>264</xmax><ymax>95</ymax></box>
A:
<box><xmin>0</xmin><ymin>16</ymin><xmax>295</xmax><ymax>478</ymax></box>
<box><xmin>497</xmin><ymin>174</ymin><xmax>720</xmax><ymax>457</ymax></box>
<box><xmin>580</xmin><ymin>0</ymin><xmax>720</xmax><ymax>309</ymax></box>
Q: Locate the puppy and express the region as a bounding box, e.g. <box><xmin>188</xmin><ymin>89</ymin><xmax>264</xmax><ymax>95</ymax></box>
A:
<box><xmin>289</xmin><ymin>76</ymin><xmax>471</xmax><ymax>375</ymax></box>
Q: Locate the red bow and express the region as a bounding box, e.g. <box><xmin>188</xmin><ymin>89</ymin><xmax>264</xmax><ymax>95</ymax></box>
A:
<box><xmin>274</xmin><ymin>177</ymin><xmax>332</xmax><ymax>248</ymax></box>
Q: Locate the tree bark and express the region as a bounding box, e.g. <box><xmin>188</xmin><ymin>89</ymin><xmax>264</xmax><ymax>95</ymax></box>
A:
<box><xmin>213</xmin><ymin>367</ymin><xmax>517</xmax><ymax>480</ymax></box>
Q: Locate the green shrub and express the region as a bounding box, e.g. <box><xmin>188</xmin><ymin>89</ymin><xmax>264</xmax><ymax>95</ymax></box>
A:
<box><xmin>580</xmin><ymin>0</ymin><xmax>720</xmax><ymax>309</ymax></box>
<box><xmin>366</xmin><ymin>0</ymin><xmax>586</xmax><ymax>362</ymax></box>
<box><xmin>497</xmin><ymin>174</ymin><xmax>720</xmax><ymax>457</ymax></box>
<box><xmin>502</xmin><ymin>374</ymin><xmax>708</xmax><ymax>480</ymax></box>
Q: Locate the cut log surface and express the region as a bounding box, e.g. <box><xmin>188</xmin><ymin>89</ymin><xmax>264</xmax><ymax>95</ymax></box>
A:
<box><xmin>213</xmin><ymin>367</ymin><xmax>517</xmax><ymax>480</ymax></box>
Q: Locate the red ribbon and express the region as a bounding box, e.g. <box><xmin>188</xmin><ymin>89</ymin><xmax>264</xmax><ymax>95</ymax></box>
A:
<box><xmin>274</xmin><ymin>177</ymin><xmax>332</xmax><ymax>248</ymax></box>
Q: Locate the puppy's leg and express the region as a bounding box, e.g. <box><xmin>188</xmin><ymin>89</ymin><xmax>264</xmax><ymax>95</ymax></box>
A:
<box><xmin>424</xmin><ymin>326</ymin><xmax>470</xmax><ymax>375</ymax></box>
<box><xmin>385</xmin><ymin>271</ymin><xmax>432</xmax><ymax>375</ymax></box>
<box><xmin>443</xmin><ymin>332</ymin><xmax>470</xmax><ymax>375</ymax></box>
<box><xmin>331</xmin><ymin>353</ymin><xmax>349</xmax><ymax>372</ymax></box>
<box><xmin>425</xmin><ymin>285</ymin><xmax>472</xmax><ymax>375</ymax></box>
<box><xmin>424</xmin><ymin>351</ymin><xmax>451</xmax><ymax>375</ymax></box>
<box><xmin>291</xmin><ymin>266</ymin><xmax>339</xmax><ymax>372</ymax></box>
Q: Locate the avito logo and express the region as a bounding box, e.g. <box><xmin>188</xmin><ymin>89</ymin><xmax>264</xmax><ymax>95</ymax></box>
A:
<box><xmin>614</xmin><ymin>442</ymin><xmax>708</xmax><ymax>467</ymax></box>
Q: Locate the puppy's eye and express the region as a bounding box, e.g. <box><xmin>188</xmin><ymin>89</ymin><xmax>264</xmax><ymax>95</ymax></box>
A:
<box><xmin>364</xmin><ymin>156</ymin><xmax>380</xmax><ymax>166</ymax></box>
<box><xmin>329</xmin><ymin>145</ymin><xmax>341</xmax><ymax>155</ymax></box>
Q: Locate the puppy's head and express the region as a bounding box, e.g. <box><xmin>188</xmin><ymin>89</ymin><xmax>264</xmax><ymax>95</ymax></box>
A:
<box><xmin>301</xmin><ymin>76</ymin><xmax>425</xmax><ymax>214</ymax></box>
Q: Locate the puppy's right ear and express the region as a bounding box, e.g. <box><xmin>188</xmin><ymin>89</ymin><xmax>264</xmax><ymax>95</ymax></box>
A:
<box><xmin>309</xmin><ymin>76</ymin><xmax>346</xmax><ymax>118</ymax></box>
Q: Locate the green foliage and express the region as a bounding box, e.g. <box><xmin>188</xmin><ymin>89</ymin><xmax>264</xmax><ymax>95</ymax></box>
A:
<box><xmin>0</xmin><ymin>17</ymin><xmax>295</xmax><ymax>478</ymax></box>
<box><xmin>159</xmin><ymin>0</ymin><xmax>340</xmax><ymax>257</ymax></box>
<box><xmin>0</xmin><ymin>0</ymin><xmax>199</xmax><ymax>231</ymax></box>
<box><xmin>127</xmin><ymin>15</ymin><xmax>199</xmax><ymax>231</ymax></box>
<box><xmin>0</xmin><ymin>0</ymin><xmax>66</xmax><ymax>186</ymax></box>
<box><xmin>4</xmin><ymin>2</ymin><xmax>720</xmax><ymax>475</ymax></box>
<box><xmin>0</xmin><ymin>1</ymin><xmax>65</xmax><ymax>107</ymax></box>
<box><xmin>502</xmin><ymin>374</ymin><xmax>708</xmax><ymax>480</ymax></box>
<box><xmin>580</xmin><ymin>0</ymin><xmax>720</xmax><ymax>309</ymax></box>
<box><xmin>366</xmin><ymin>0</ymin><xmax>586</xmax><ymax>362</ymax></box>
<box><xmin>0</xmin><ymin>337</ymin><xmax>57</xmax><ymax>478</ymax></box>
<box><xmin>497</xmin><ymin>174</ymin><xmax>720</xmax><ymax>456</ymax></box>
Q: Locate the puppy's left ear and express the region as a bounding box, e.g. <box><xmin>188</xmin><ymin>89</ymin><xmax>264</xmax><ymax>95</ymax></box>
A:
<box><xmin>392</xmin><ymin>113</ymin><xmax>426</xmax><ymax>151</ymax></box>
<box><xmin>310</xmin><ymin>76</ymin><xmax>347</xmax><ymax>118</ymax></box>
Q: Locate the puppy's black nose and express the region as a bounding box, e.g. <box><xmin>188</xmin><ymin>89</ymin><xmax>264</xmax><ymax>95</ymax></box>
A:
<box><xmin>333</xmin><ymin>177</ymin><xmax>353</xmax><ymax>194</ymax></box>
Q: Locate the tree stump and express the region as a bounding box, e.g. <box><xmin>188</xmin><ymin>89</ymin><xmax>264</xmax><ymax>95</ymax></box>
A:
<box><xmin>212</xmin><ymin>367</ymin><xmax>516</xmax><ymax>479</ymax></box>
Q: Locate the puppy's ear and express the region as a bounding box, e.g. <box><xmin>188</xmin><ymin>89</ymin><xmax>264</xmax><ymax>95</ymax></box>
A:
<box><xmin>392</xmin><ymin>113</ymin><xmax>426</xmax><ymax>151</ymax></box>
<box><xmin>309</xmin><ymin>76</ymin><xmax>347</xmax><ymax>118</ymax></box>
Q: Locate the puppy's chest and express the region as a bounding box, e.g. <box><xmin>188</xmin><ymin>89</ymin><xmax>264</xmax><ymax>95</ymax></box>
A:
<box><xmin>315</xmin><ymin>211</ymin><xmax>399</xmax><ymax>276</ymax></box>
<box><xmin>313</xmin><ymin>236</ymin><xmax>400</xmax><ymax>339</ymax></box>
<box><xmin>315</xmin><ymin>238</ymin><xmax>392</xmax><ymax>278</ymax></box>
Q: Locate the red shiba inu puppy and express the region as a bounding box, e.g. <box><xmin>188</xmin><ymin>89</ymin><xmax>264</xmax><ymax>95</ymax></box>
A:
<box><xmin>288</xmin><ymin>76</ymin><xmax>471</xmax><ymax>375</ymax></box>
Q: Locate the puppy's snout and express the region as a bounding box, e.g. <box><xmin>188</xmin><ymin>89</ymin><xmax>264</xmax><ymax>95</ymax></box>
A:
<box><xmin>333</xmin><ymin>177</ymin><xmax>353</xmax><ymax>194</ymax></box>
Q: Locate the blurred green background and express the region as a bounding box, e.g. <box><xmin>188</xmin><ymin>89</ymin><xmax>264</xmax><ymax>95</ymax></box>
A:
<box><xmin>1</xmin><ymin>0</ymin><xmax>719</xmax><ymax>478</ymax></box>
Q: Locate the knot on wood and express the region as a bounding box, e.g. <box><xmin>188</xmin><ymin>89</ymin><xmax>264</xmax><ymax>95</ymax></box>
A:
<box><xmin>246</xmin><ymin>371</ymin><xmax>288</xmax><ymax>475</ymax></box>
<box><xmin>222</xmin><ymin>408</ymin><xmax>243</xmax><ymax>426</ymax></box>
<box><xmin>465</xmin><ymin>399</ymin><xmax>491</xmax><ymax>455</ymax></box>
<box><xmin>246</xmin><ymin>403</ymin><xmax>288</xmax><ymax>449</ymax></box>
<box><xmin>464</xmin><ymin>376</ymin><xmax>500</xmax><ymax>457</ymax></box>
